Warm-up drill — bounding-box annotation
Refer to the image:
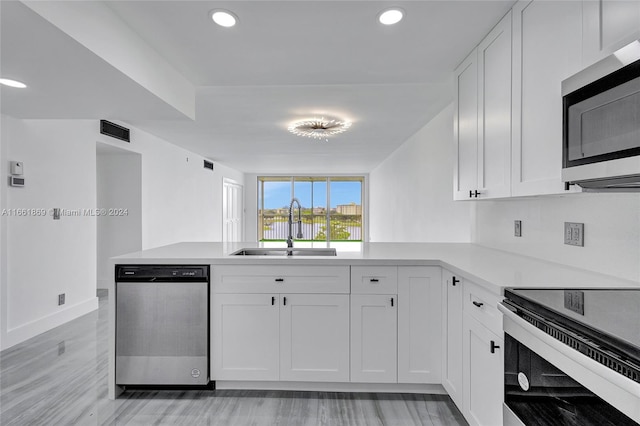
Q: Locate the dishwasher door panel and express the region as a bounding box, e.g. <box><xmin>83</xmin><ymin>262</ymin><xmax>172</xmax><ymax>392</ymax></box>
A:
<box><xmin>116</xmin><ymin>281</ymin><xmax>208</xmax><ymax>385</ymax></box>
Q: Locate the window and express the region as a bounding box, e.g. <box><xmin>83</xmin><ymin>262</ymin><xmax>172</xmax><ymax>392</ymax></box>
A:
<box><xmin>258</xmin><ymin>176</ymin><xmax>364</xmax><ymax>242</ymax></box>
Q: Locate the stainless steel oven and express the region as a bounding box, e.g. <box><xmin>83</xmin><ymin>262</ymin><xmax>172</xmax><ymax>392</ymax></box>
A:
<box><xmin>499</xmin><ymin>288</ymin><xmax>640</xmax><ymax>425</ymax></box>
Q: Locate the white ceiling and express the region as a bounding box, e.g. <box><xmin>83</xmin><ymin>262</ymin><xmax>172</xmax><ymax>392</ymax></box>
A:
<box><xmin>1</xmin><ymin>1</ymin><xmax>515</xmax><ymax>174</ymax></box>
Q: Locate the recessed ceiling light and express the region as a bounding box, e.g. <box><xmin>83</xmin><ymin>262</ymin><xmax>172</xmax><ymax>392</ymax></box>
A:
<box><xmin>0</xmin><ymin>78</ymin><xmax>27</xmax><ymax>88</ymax></box>
<box><xmin>378</xmin><ymin>8</ymin><xmax>404</xmax><ymax>25</ymax></box>
<box><xmin>211</xmin><ymin>9</ymin><xmax>238</xmax><ymax>28</ymax></box>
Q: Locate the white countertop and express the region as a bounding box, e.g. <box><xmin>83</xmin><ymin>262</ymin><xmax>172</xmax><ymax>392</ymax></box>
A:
<box><xmin>111</xmin><ymin>242</ymin><xmax>640</xmax><ymax>295</ymax></box>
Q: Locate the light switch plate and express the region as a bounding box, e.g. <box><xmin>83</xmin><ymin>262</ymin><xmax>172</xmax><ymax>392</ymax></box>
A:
<box><xmin>514</xmin><ymin>220</ymin><xmax>522</xmax><ymax>237</ymax></box>
<box><xmin>564</xmin><ymin>222</ymin><xmax>584</xmax><ymax>246</ymax></box>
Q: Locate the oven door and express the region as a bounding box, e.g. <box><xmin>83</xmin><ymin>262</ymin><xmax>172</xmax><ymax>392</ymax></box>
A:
<box><xmin>499</xmin><ymin>304</ymin><xmax>640</xmax><ymax>425</ymax></box>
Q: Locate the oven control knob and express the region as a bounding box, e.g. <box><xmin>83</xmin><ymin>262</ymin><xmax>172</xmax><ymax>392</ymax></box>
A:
<box><xmin>517</xmin><ymin>372</ymin><xmax>530</xmax><ymax>391</ymax></box>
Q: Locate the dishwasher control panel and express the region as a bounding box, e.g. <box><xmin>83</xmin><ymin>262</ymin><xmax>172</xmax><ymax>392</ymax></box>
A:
<box><xmin>116</xmin><ymin>265</ymin><xmax>209</xmax><ymax>281</ymax></box>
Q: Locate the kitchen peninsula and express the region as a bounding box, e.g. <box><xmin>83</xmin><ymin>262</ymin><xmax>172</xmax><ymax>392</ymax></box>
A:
<box><xmin>108</xmin><ymin>242</ymin><xmax>640</xmax><ymax>425</ymax></box>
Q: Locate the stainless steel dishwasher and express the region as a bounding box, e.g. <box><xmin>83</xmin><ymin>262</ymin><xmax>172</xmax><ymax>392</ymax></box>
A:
<box><xmin>115</xmin><ymin>265</ymin><xmax>209</xmax><ymax>386</ymax></box>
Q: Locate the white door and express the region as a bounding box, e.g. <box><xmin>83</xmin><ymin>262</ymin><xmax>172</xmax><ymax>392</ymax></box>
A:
<box><xmin>211</xmin><ymin>293</ymin><xmax>279</xmax><ymax>381</ymax></box>
<box><xmin>463</xmin><ymin>314</ymin><xmax>504</xmax><ymax>426</ymax></box>
<box><xmin>280</xmin><ymin>294</ymin><xmax>350</xmax><ymax>382</ymax></box>
<box><xmin>350</xmin><ymin>294</ymin><xmax>397</xmax><ymax>383</ymax></box>
<box><xmin>397</xmin><ymin>267</ymin><xmax>442</xmax><ymax>383</ymax></box>
<box><xmin>454</xmin><ymin>50</ymin><xmax>479</xmax><ymax>200</ymax></box>
<box><xmin>477</xmin><ymin>11</ymin><xmax>512</xmax><ymax>199</ymax></box>
<box><xmin>443</xmin><ymin>271</ymin><xmax>464</xmax><ymax>407</ymax></box>
<box><xmin>223</xmin><ymin>179</ymin><xmax>243</xmax><ymax>242</ymax></box>
<box><xmin>511</xmin><ymin>0</ymin><xmax>582</xmax><ymax>196</ymax></box>
<box><xmin>583</xmin><ymin>0</ymin><xmax>640</xmax><ymax>66</ymax></box>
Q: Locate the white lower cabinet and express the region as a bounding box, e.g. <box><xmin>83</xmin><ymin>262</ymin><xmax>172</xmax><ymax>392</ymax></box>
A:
<box><xmin>212</xmin><ymin>293</ymin><xmax>280</xmax><ymax>381</ymax></box>
<box><xmin>442</xmin><ymin>271</ymin><xmax>463</xmax><ymax>407</ymax></box>
<box><xmin>350</xmin><ymin>294</ymin><xmax>397</xmax><ymax>383</ymax></box>
<box><xmin>398</xmin><ymin>266</ymin><xmax>442</xmax><ymax>383</ymax></box>
<box><xmin>280</xmin><ymin>294</ymin><xmax>350</xmax><ymax>382</ymax></box>
<box><xmin>463</xmin><ymin>314</ymin><xmax>504</xmax><ymax>426</ymax></box>
<box><xmin>212</xmin><ymin>293</ymin><xmax>349</xmax><ymax>382</ymax></box>
<box><xmin>442</xmin><ymin>272</ymin><xmax>504</xmax><ymax>426</ymax></box>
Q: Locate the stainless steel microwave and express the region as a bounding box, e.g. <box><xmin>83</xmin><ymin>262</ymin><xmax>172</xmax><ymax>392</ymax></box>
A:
<box><xmin>562</xmin><ymin>40</ymin><xmax>640</xmax><ymax>191</ymax></box>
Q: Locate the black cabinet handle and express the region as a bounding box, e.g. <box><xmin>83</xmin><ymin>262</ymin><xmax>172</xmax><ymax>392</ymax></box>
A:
<box><xmin>491</xmin><ymin>340</ymin><xmax>500</xmax><ymax>354</ymax></box>
<box><xmin>472</xmin><ymin>301</ymin><xmax>484</xmax><ymax>308</ymax></box>
<box><xmin>469</xmin><ymin>190</ymin><xmax>480</xmax><ymax>198</ymax></box>
<box><xmin>390</xmin><ymin>297</ymin><xmax>394</xmax><ymax>307</ymax></box>
<box><xmin>275</xmin><ymin>278</ymin><xmax>284</xmax><ymax>282</ymax></box>
<box><xmin>283</xmin><ymin>296</ymin><xmax>287</xmax><ymax>306</ymax></box>
<box><xmin>272</xmin><ymin>296</ymin><xmax>276</xmax><ymax>306</ymax></box>
<box><xmin>370</xmin><ymin>278</ymin><xmax>379</xmax><ymax>283</ymax></box>
<box><xmin>452</xmin><ymin>276</ymin><xmax>460</xmax><ymax>286</ymax></box>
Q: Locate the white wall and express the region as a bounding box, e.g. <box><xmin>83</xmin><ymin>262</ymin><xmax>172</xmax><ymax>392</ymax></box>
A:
<box><xmin>96</xmin><ymin>148</ymin><xmax>142</xmax><ymax>288</ymax></box>
<box><xmin>369</xmin><ymin>104</ymin><xmax>472</xmax><ymax>242</ymax></box>
<box><xmin>473</xmin><ymin>194</ymin><xmax>640</xmax><ymax>282</ymax></box>
<box><xmin>0</xmin><ymin>115</ymin><xmax>244</xmax><ymax>350</ymax></box>
<box><xmin>1</xmin><ymin>116</ymin><xmax>98</xmax><ymax>350</ymax></box>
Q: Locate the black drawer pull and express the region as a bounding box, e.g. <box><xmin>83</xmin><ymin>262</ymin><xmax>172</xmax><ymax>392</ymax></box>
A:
<box><xmin>452</xmin><ymin>276</ymin><xmax>460</xmax><ymax>286</ymax></box>
<box><xmin>490</xmin><ymin>340</ymin><xmax>500</xmax><ymax>354</ymax></box>
<box><xmin>472</xmin><ymin>301</ymin><xmax>484</xmax><ymax>308</ymax></box>
<box><xmin>370</xmin><ymin>278</ymin><xmax>379</xmax><ymax>283</ymax></box>
<box><xmin>272</xmin><ymin>296</ymin><xmax>275</xmax><ymax>306</ymax></box>
<box><xmin>283</xmin><ymin>296</ymin><xmax>287</xmax><ymax>306</ymax></box>
<box><xmin>275</xmin><ymin>278</ymin><xmax>284</xmax><ymax>282</ymax></box>
<box><xmin>390</xmin><ymin>297</ymin><xmax>394</xmax><ymax>307</ymax></box>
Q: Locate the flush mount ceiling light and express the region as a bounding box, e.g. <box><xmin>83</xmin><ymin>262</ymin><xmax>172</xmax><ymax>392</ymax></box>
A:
<box><xmin>211</xmin><ymin>9</ymin><xmax>238</xmax><ymax>27</ymax></box>
<box><xmin>288</xmin><ymin>117</ymin><xmax>352</xmax><ymax>141</ymax></box>
<box><xmin>378</xmin><ymin>8</ymin><xmax>404</xmax><ymax>25</ymax></box>
<box><xmin>0</xmin><ymin>78</ymin><xmax>27</xmax><ymax>88</ymax></box>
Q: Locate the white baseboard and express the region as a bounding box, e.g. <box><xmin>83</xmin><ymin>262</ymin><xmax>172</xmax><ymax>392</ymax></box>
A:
<box><xmin>215</xmin><ymin>381</ymin><xmax>447</xmax><ymax>394</ymax></box>
<box><xmin>2</xmin><ymin>297</ymin><xmax>99</xmax><ymax>350</ymax></box>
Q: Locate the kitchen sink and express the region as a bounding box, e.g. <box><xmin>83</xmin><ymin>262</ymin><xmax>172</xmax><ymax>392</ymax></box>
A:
<box><xmin>230</xmin><ymin>248</ymin><xmax>337</xmax><ymax>256</ymax></box>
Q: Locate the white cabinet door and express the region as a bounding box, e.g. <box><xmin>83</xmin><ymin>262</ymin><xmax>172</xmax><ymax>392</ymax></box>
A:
<box><xmin>442</xmin><ymin>271</ymin><xmax>464</xmax><ymax>408</ymax></box>
<box><xmin>583</xmin><ymin>0</ymin><xmax>640</xmax><ymax>66</ymax></box>
<box><xmin>350</xmin><ymin>294</ymin><xmax>397</xmax><ymax>383</ymax></box>
<box><xmin>512</xmin><ymin>0</ymin><xmax>583</xmax><ymax>196</ymax></box>
<box><xmin>454</xmin><ymin>50</ymin><xmax>479</xmax><ymax>200</ymax></box>
<box><xmin>211</xmin><ymin>293</ymin><xmax>279</xmax><ymax>381</ymax></box>
<box><xmin>280</xmin><ymin>294</ymin><xmax>350</xmax><ymax>382</ymax></box>
<box><xmin>477</xmin><ymin>11</ymin><xmax>512</xmax><ymax>199</ymax></box>
<box><xmin>463</xmin><ymin>314</ymin><xmax>504</xmax><ymax>426</ymax></box>
<box><xmin>397</xmin><ymin>267</ymin><xmax>442</xmax><ymax>383</ymax></box>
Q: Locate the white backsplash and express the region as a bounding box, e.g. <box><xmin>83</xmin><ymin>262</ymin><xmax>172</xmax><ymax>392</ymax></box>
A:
<box><xmin>472</xmin><ymin>193</ymin><xmax>640</xmax><ymax>282</ymax></box>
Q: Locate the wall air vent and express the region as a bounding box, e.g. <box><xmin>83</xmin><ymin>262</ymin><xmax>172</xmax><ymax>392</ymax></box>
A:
<box><xmin>100</xmin><ymin>120</ymin><xmax>130</xmax><ymax>142</ymax></box>
<box><xmin>204</xmin><ymin>160</ymin><xmax>214</xmax><ymax>171</ymax></box>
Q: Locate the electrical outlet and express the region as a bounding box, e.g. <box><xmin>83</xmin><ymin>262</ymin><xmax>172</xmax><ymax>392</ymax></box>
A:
<box><xmin>564</xmin><ymin>222</ymin><xmax>584</xmax><ymax>246</ymax></box>
<box><xmin>58</xmin><ymin>293</ymin><xmax>65</xmax><ymax>306</ymax></box>
<box><xmin>564</xmin><ymin>290</ymin><xmax>585</xmax><ymax>315</ymax></box>
<box><xmin>514</xmin><ymin>220</ymin><xmax>522</xmax><ymax>237</ymax></box>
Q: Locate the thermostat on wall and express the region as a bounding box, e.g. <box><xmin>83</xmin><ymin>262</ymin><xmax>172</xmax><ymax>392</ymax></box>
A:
<box><xmin>9</xmin><ymin>176</ymin><xmax>25</xmax><ymax>187</ymax></box>
<box><xmin>10</xmin><ymin>161</ymin><xmax>23</xmax><ymax>175</ymax></box>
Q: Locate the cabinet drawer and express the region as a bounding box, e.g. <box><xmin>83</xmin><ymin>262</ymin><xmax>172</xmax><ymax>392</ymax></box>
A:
<box><xmin>463</xmin><ymin>281</ymin><xmax>502</xmax><ymax>336</ymax></box>
<box><xmin>351</xmin><ymin>266</ymin><xmax>398</xmax><ymax>294</ymax></box>
<box><xmin>213</xmin><ymin>265</ymin><xmax>350</xmax><ymax>294</ymax></box>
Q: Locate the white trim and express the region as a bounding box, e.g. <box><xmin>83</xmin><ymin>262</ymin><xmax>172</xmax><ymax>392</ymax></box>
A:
<box><xmin>2</xmin><ymin>297</ymin><xmax>99</xmax><ymax>350</ymax></box>
<box><xmin>215</xmin><ymin>380</ymin><xmax>447</xmax><ymax>394</ymax></box>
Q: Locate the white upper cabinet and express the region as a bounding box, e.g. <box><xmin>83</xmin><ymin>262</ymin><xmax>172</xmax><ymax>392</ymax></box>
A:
<box><xmin>454</xmin><ymin>51</ymin><xmax>479</xmax><ymax>200</ymax></box>
<box><xmin>511</xmin><ymin>0</ymin><xmax>583</xmax><ymax>196</ymax></box>
<box><xmin>477</xmin><ymin>11</ymin><xmax>513</xmax><ymax>199</ymax></box>
<box><xmin>583</xmin><ymin>0</ymin><xmax>640</xmax><ymax>67</ymax></box>
<box><xmin>454</xmin><ymin>12</ymin><xmax>512</xmax><ymax>200</ymax></box>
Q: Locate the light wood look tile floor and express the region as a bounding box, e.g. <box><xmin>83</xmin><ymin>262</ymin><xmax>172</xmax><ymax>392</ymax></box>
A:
<box><xmin>0</xmin><ymin>295</ymin><xmax>467</xmax><ymax>426</ymax></box>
